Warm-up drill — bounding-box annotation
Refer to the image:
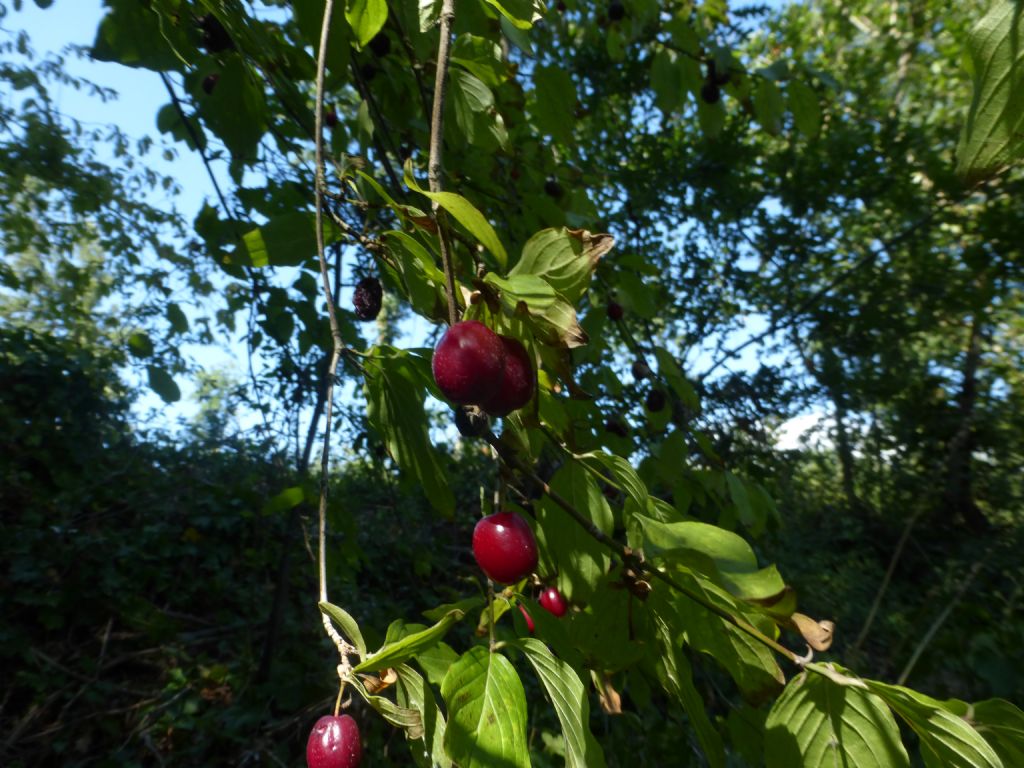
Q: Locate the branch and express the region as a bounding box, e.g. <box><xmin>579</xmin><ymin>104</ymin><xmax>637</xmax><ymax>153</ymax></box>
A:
<box><xmin>313</xmin><ymin>0</ymin><xmax>356</xmax><ymax>665</ymax></box>
<box><xmin>428</xmin><ymin>0</ymin><xmax>460</xmax><ymax>327</ymax></box>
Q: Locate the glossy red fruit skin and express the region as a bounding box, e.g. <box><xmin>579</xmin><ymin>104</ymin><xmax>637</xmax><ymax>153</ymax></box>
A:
<box><xmin>472</xmin><ymin>511</ymin><xmax>538</xmax><ymax>584</ymax></box>
<box><xmin>306</xmin><ymin>715</ymin><xmax>362</xmax><ymax>768</ymax></box>
<box><xmin>432</xmin><ymin>321</ymin><xmax>506</xmax><ymax>405</ymax></box>
<box><xmin>538</xmin><ymin>586</ymin><xmax>568</xmax><ymax>617</ymax></box>
<box><xmin>481</xmin><ymin>336</ymin><xmax>534</xmax><ymax>416</ymax></box>
<box><xmin>518</xmin><ymin>604</ymin><xmax>536</xmax><ymax>634</ymax></box>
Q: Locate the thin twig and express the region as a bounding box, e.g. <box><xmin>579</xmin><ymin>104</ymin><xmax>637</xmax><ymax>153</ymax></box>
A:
<box><xmin>428</xmin><ymin>0</ymin><xmax>460</xmax><ymax>326</ymax></box>
<box><xmin>897</xmin><ymin>559</ymin><xmax>985</xmax><ymax>685</ymax></box>
<box><xmin>313</xmin><ymin>0</ymin><xmax>355</xmax><ymax>665</ymax></box>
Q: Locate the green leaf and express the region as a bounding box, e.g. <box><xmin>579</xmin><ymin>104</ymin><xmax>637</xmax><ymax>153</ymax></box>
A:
<box><xmin>261</xmin><ymin>485</ymin><xmax>305</xmax><ymax>516</ymax></box>
<box><xmin>348</xmin><ymin>673</ymin><xmax>423</xmax><ymax>734</ymax></box>
<box><xmin>319</xmin><ymin>601</ymin><xmax>367</xmax><ymax>660</ymax></box>
<box><xmin>944</xmin><ymin>698</ymin><xmax>1024</xmax><ymax>766</ymax></box>
<box><xmin>652</xmin><ymin>347</ymin><xmax>700</xmax><ymax>410</ymax></box>
<box><xmin>866</xmin><ymin>680</ymin><xmax>1004</xmax><ymax>768</ymax></box>
<box><xmin>483</xmin><ymin>273</ymin><xmax>556</xmax><ymax>313</ymax></box>
<box><xmin>533</xmin><ymin>65</ymin><xmax>576</xmax><ymax>143</ymax></box>
<box><xmin>346</xmin><ymin>0</ymin><xmax>388</xmax><ymax>48</ymax></box>
<box><xmin>196</xmin><ymin>57</ymin><xmax>266</xmax><ymax>161</ymax></box>
<box><xmin>146</xmin><ymin>365</ymin><xmax>180</xmax><ymax>403</ymax></box>
<box><xmin>166</xmin><ymin>303</ymin><xmax>189</xmax><ymax>335</ymax></box>
<box><xmin>654</xmin><ymin>570</ymin><xmax>784</xmax><ymax>702</ymax></box>
<box><xmin>535</xmin><ymin>462</ymin><xmax>613</xmax><ymax>603</ymax></box>
<box><xmin>404</xmin><ymin>161</ymin><xmax>508</xmax><ymax>269</ymax></box>
<box><xmin>653</xmin><ymin>615</ymin><xmax>726</xmax><ymax>768</ymax></box>
<box><xmin>651</xmin><ymin>49</ymin><xmax>684</xmax><ymax>115</ymax></box>
<box><xmin>765</xmin><ymin>672</ymin><xmax>909</xmax><ymax>768</ymax></box>
<box><xmin>364</xmin><ymin>347</ymin><xmax>455</xmax><ymax>517</ymax></box>
<box><xmin>753</xmin><ymin>78</ymin><xmax>785</xmax><ymax>135</ymax></box>
<box><xmin>91</xmin><ymin>0</ymin><xmax>188</xmax><ymax>71</ymax></box>
<box><xmin>481</xmin><ymin>0</ymin><xmax>536</xmax><ymax>30</ymax></box>
<box><xmin>956</xmin><ymin>0</ymin><xmax>1024</xmax><ymax>182</ymax></box>
<box><xmin>577</xmin><ymin>450</ymin><xmax>649</xmax><ymax>513</ymax></box>
<box><xmin>127</xmin><ymin>331</ymin><xmax>154</xmax><ymax>359</ymax></box>
<box><xmin>240</xmin><ymin>212</ymin><xmax>338</xmax><ymax>268</ymax></box>
<box><xmin>384</xmin><ymin>231</ymin><xmax>446</xmax><ymax>318</ymax></box>
<box><xmin>441</xmin><ymin>646</ymin><xmax>530</xmax><ymax>768</ymax></box>
<box><xmin>510</xmin><ymin>228</ymin><xmax>614</xmax><ymax>305</ymax></box>
<box><xmin>726</xmin><ymin>472</ymin><xmax>766</xmax><ymax>536</ymax></box>
<box><xmin>450</xmin><ymin>68</ymin><xmax>494</xmax><ymax>144</ymax></box>
<box><xmin>788</xmin><ymin>80</ymin><xmax>821</xmax><ymax>137</ymax></box>
<box><xmin>637</xmin><ymin>515</ymin><xmax>785</xmax><ymax>602</ymax></box>
<box><xmin>511</xmin><ymin>638</ymin><xmax>607</xmax><ymax>768</ymax></box>
<box><xmin>354</xmin><ymin>602</ymin><xmax>469</xmax><ymax>672</ymax></box>
<box><xmin>395</xmin><ymin>663</ymin><xmax>452</xmax><ymax>768</ymax></box>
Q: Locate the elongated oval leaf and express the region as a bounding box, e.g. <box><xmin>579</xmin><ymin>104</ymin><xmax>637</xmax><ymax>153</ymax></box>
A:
<box><xmin>346</xmin><ymin>0</ymin><xmax>387</xmax><ymax>48</ymax></box>
<box><xmin>319</xmin><ymin>601</ymin><xmax>367</xmax><ymax>660</ymax></box>
<box><xmin>146</xmin><ymin>365</ymin><xmax>180</xmax><ymax>403</ymax></box>
<box><xmin>956</xmin><ymin>0</ymin><xmax>1024</xmax><ymax>182</ymax></box>
<box><xmin>765</xmin><ymin>672</ymin><xmax>909</xmax><ymax>767</ymax></box>
<box><xmin>441</xmin><ymin>646</ymin><xmax>529</xmax><ymax>768</ymax></box>
<box><xmin>511</xmin><ymin>638</ymin><xmax>606</xmax><ymax>768</ymax></box>
<box><xmin>866</xmin><ymin>680</ymin><xmax>1004</xmax><ymax>768</ymax></box>
<box><xmin>404</xmin><ymin>161</ymin><xmax>508</xmax><ymax>269</ymax></box>
<box><xmin>354</xmin><ymin>603</ymin><xmax>468</xmax><ymax>673</ymax></box>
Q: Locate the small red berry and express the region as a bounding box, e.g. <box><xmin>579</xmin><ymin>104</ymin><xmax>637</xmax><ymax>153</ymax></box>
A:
<box><xmin>538</xmin><ymin>586</ymin><xmax>568</xmax><ymax>617</ymax></box>
<box><xmin>518</xmin><ymin>604</ymin><xmax>535</xmax><ymax>634</ymax></box>
<box><xmin>472</xmin><ymin>511</ymin><xmax>538</xmax><ymax>584</ymax></box>
<box><xmin>201</xmin><ymin>73</ymin><xmax>220</xmax><ymax>95</ymax></box>
<box><xmin>306</xmin><ymin>715</ymin><xmax>362</xmax><ymax>768</ymax></box>
<box><xmin>606</xmin><ymin>301</ymin><xmax>624</xmax><ymax>321</ymax></box>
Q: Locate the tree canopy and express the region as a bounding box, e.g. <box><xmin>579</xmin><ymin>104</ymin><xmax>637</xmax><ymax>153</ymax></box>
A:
<box><xmin>2</xmin><ymin>0</ymin><xmax>1023</xmax><ymax>765</ymax></box>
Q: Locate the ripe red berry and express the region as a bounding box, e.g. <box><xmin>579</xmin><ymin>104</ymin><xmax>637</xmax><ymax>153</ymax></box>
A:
<box><xmin>538</xmin><ymin>586</ymin><xmax>568</xmax><ymax>617</ymax></box>
<box><xmin>481</xmin><ymin>336</ymin><xmax>534</xmax><ymax>416</ymax></box>
<box><xmin>432</xmin><ymin>321</ymin><xmax>506</xmax><ymax>406</ymax></box>
<box><xmin>472</xmin><ymin>511</ymin><xmax>538</xmax><ymax>584</ymax></box>
<box><xmin>606</xmin><ymin>300</ymin><xmax>624</xmax><ymax>321</ymax></box>
<box><xmin>518</xmin><ymin>604</ymin><xmax>535</xmax><ymax>634</ymax></box>
<box><xmin>307</xmin><ymin>715</ymin><xmax>362</xmax><ymax>768</ymax></box>
<box><xmin>352</xmin><ymin>276</ymin><xmax>382</xmax><ymax>320</ymax></box>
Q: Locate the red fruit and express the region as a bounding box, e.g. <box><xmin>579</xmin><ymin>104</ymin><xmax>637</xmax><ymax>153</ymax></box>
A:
<box><xmin>352</xmin><ymin>276</ymin><xmax>382</xmax><ymax>320</ymax></box>
<box><xmin>518</xmin><ymin>604</ymin><xmax>535</xmax><ymax>634</ymax></box>
<box><xmin>481</xmin><ymin>336</ymin><xmax>534</xmax><ymax>416</ymax></box>
<box><xmin>432</xmin><ymin>321</ymin><xmax>506</xmax><ymax>406</ymax></box>
<box><xmin>307</xmin><ymin>715</ymin><xmax>362</xmax><ymax>768</ymax></box>
<box><xmin>324</xmin><ymin>107</ymin><xmax>338</xmax><ymax>128</ymax></box>
<box><xmin>472</xmin><ymin>511</ymin><xmax>538</xmax><ymax>584</ymax></box>
<box><xmin>607</xmin><ymin>301</ymin><xmax>624</xmax><ymax>321</ymax></box>
<box><xmin>538</xmin><ymin>586</ymin><xmax>568</xmax><ymax>617</ymax></box>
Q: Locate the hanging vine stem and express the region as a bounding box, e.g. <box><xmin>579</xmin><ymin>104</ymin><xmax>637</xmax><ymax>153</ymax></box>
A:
<box><xmin>313</xmin><ymin>0</ymin><xmax>357</xmax><ymax>672</ymax></box>
<box><xmin>428</xmin><ymin>0</ymin><xmax>460</xmax><ymax>327</ymax></box>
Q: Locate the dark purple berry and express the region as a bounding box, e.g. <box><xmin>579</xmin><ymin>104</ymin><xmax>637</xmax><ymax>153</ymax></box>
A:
<box><xmin>369</xmin><ymin>32</ymin><xmax>391</xmax><ymax>58</ymax></box>
<box><xmin>544</xmin><ymin>178</ymin><xmax>564</xmax><ymax>199</ymax></box>
<box><xmin>700</xmin><ymin>82</ymin><xmax>721</xmax><ymax>104</ymax></box>
<box><xmin>202</xmin><ymin>73</ymin><xmax>220</xmax><ymax>95</ymax></box>
<box><xmin>605</xmin><ymin>417</ymin><xmax>629</xmax><ymax>437</ymax></box>
<box><xmin>608</xmin><ymin>0</ymin><xmax>625</xmax><ymax>21</ymax></box>
<box><xmin>631</xmin><ymin>360</ymin><xmax>651</xmax><ymax>380</ymax></box>
<box><xmin>646</xmin><ymin>388</ymin><xmax>666</xmax><ymax>413</ymax></box>
<box><xmin>353</xmin><ymin>276</ymin><xmax>382</xmax><ymax>321</ymax></box>
<box><xmin>606</xmin><ymin>301</ymin><xmax>624</xmax><ymax>321</ymax></box>
<box><xmin>199</xmin><ymin>14</ymin><xmax>233</xmax><ymax>53</ymax></box>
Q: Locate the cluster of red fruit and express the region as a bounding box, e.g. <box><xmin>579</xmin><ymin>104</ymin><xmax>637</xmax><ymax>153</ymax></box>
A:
<box><xmin>432</xmin><ymin>321</ymin><xmax>534</xmax><ymax>416</ymax></box>
<box><xmin>472</xmin><ymin>511</ymin><xmax>568</xmax><ymax>632</ymax></box>
<box><xmin>306</xmin><ymin>323</ymin><xmax>547</xmax><ymax>767</ymax></box>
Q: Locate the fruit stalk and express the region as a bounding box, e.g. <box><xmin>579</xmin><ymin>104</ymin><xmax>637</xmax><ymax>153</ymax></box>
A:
<box><xmin>428</xmin><ymin>0</ymin><xmax>460</xmax><ymax>326</ymax></box>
